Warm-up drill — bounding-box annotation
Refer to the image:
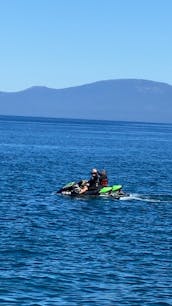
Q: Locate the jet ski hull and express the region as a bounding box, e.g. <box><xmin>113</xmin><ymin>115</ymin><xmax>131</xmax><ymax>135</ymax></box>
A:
<box><xmin>57</xmin><ymin>182</ymin><xmax>129</xmax><ymax>199</ymax></box>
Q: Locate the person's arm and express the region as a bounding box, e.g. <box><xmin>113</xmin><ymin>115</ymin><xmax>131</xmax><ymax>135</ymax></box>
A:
<box><xmin>79</xmin><ymin>185</ymin><xmax>88</xmax><ymax>194</ymax></box>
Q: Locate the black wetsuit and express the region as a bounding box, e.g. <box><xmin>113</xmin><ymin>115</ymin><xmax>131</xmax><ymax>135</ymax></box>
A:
<box><xmin>86</xmin><ymin>175</ymin><xmax>100</xmax><ymax>195</ymax></box>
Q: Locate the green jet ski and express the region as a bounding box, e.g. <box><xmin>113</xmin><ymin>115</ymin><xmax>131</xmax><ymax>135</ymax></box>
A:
<box><xmin>57</xmin><ymin>181</ymin><xmax>129</xmax><ymax>199</ymax></box>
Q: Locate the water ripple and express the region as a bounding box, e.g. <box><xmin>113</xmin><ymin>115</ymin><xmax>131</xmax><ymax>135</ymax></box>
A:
<box><xmin>0</xmin><ymin>118</ymin><xmax>172</xmax><ymax>305</ymax></box>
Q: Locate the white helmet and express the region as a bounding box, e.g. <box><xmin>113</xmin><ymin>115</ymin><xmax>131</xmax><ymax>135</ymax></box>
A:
<box><xmin>91</xmin><ymin>168</ymin><xmax>98</xmax><ymax>174</ymax></box>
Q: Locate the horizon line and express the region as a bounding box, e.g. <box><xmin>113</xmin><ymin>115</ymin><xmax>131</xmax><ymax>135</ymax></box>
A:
<box><xmin>0</xmin><ymin>114</ymin><xmax>171</xmax><ymax>126</ymax></box>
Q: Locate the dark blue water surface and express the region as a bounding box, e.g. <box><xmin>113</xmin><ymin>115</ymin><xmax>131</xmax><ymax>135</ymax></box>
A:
<box><xmin>0</xmin><ymin>116</ymin><xmax>172</xmax><ymax>306</ymax></box>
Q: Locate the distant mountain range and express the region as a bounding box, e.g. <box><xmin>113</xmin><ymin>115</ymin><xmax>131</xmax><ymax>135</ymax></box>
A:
<box><xmin>0</xmin><ymin>79</ymin><xmax>172</xmax><ymax>123</ymax></box>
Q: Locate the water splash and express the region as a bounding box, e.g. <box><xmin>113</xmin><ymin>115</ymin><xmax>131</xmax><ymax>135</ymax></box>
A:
<box><xmin>120</xmin><ymin>193</ymin><xmax>172</xmax><ymax>203</ymax></box>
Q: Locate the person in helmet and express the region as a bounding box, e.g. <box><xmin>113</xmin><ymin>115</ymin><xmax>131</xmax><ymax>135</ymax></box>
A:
<box><xmin>87</xmin><ymin>168</ymin><xmax>100</xmax><ymax>191</ymax></box>
<box><xmin>72</xmin><ymin>170</ymin><xmax>100</xmax><ymax>195</ymax></box>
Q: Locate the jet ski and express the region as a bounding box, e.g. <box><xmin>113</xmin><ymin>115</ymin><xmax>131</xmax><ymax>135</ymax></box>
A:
<box><xmin>56</xmin><ymin>181</ymin><xmax>129</xmax><ymax>199</ymax></box>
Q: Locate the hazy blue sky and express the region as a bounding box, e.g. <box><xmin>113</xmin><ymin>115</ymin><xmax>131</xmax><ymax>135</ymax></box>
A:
<box><xmin>0</xmin><ymin>0</ymin><xmax>172</xmax><ymax>91</ymax></box>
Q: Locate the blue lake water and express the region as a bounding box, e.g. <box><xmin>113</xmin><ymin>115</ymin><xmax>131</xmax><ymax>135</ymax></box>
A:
<box><xmin>0</xmin><ymin>116</ymin><xmax>172</xmax><ymax>305</ymax></box>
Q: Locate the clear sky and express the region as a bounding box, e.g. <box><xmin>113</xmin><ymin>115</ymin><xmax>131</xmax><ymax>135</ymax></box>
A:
<box><xmin>0</xmin><ymin>0</ymin><xmax>172</xmax><ymax>91</ymax></box>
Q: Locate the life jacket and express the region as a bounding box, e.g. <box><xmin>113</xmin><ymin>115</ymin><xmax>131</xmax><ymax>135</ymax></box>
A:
<box><xmin>99</xmin><ymin>175</ymin><xmax>108</xmax><ymax>187</ymax></box>
<box><xmin>88</xmin><ymin>176</ymin><xmax>99</xmax><ymax>190</ymax></box>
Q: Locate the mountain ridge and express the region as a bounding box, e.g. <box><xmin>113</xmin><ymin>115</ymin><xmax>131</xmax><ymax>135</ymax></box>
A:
<box><xmin>0</xmin><ymin>79</ymin><xmax>172</xmax><ymax>123</ymax></box>
<box><xmin>1</xmin><ymin>78</ymin><xmax>172</xmax><ymax>93</ymax></box>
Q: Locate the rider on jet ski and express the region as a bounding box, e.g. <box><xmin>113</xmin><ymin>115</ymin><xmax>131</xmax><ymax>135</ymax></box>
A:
<box><xmin>75</xmin><ymin>168</ymin><xmax>108</xmax><ymax>195</ymax></box>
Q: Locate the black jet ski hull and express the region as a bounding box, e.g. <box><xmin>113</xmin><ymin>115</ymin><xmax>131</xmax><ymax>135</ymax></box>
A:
<box><xmin>57</xmin><ymin>182</ymin><xmax>129</xmax><ymax>199</ymax></box>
